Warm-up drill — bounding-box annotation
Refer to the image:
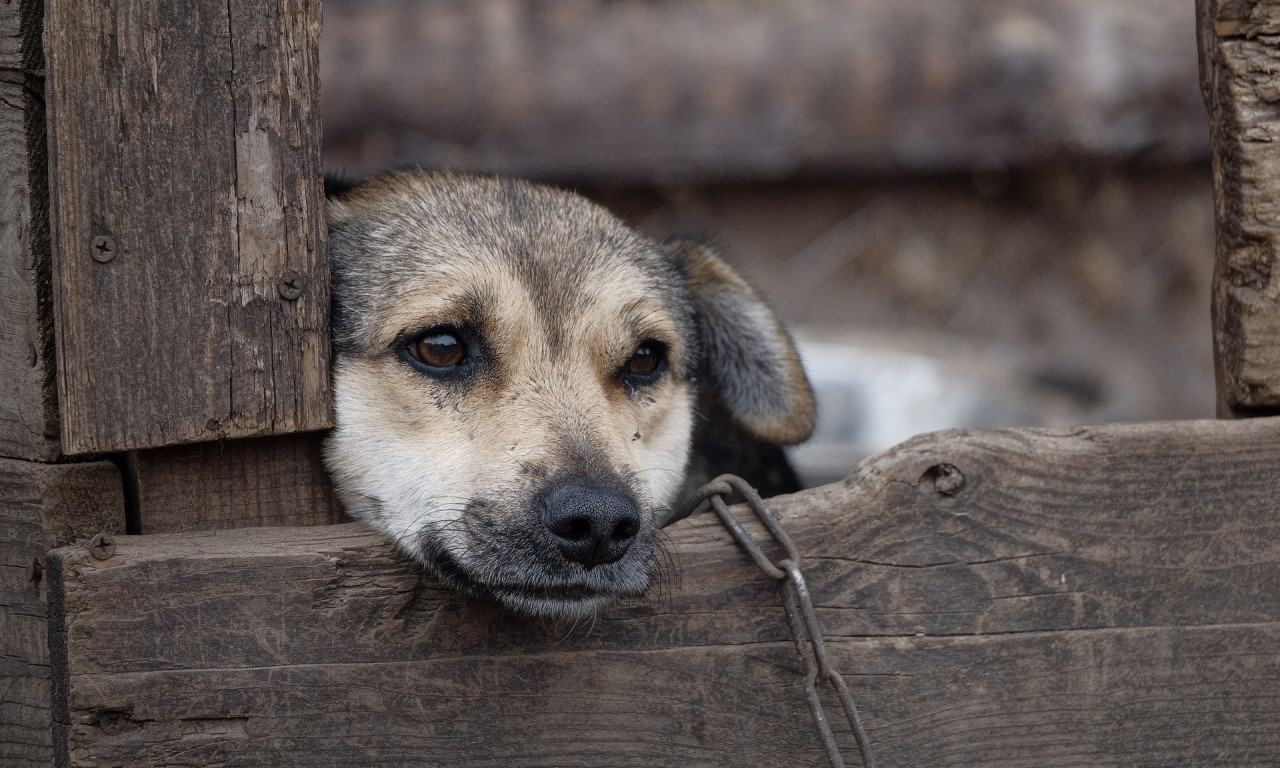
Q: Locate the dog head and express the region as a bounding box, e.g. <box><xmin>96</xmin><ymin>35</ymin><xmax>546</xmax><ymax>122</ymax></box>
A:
<box><xmin>324</xmin><ymin>172</ymin><xmax>814</xmax><ymax>619</ymax></box>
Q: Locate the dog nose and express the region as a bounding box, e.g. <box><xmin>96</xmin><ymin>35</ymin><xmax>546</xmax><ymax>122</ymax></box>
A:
<box><xmin>540</xmin><ymin>482</ymin><xmax>641</xmax><ymax>569</ymax></box>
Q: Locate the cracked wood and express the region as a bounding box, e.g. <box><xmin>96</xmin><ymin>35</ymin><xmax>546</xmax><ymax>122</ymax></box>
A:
<box><xmin>0</xmin><ymin>458</ymin><xmax>123</xmax><ymax>768</ymax></box>
<box><xmin>1198</xmin><ymin>0</ymin><xmax>1280</xmax><ymax>414</ymax></box>
<box><xmin>0</xmin><ymin>0</ymin><xmax>57</xmax><ymax>460</ymax></box>
<box><xmin>48</xmin><ymin>418</ymin><xmax>1280</xmax><ymax>766</ymax></box>
<box><xmin>45</xmin><ymin>0</ymin><xmax>329</xmax><ymax>454</ymax></box>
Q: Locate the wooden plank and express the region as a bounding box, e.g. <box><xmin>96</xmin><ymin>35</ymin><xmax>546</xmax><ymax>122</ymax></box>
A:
<box><xmin>1198</xmin><ymin>0</ymin><xmax>1280</xmax><ymax>415</ymax></box>
<box><xmin>48</xmin><ymin>417</ymin><xmax>1280</xmax><ymax>766</ymax></box>
<box><xmin>53</xmin><ymin>626</ymin><xmax>1280</xmax><ymax>768</ymax></box>
<box><xmin>0</xmin><ymin>459</ymin><xmax>123</xmax><ymax>768</ymax></box>
<box><xmin>45</xmin><ymin>0</ymin><xmax>330</xmax><ymax>455</ymax></box>
<box><xmin>134</xmin><ymin>433</ymin><xmax>341</xmax><ymax>534</ymax></box>
<box><xmin>0</xmin><ymin>0</ymin><xmax>58</xmax><ymax>461</ymax></box>
<box><xmin>321</xmin><ymin>0</ymin><xmax>1208</xmax><ymax>183</ymax></box>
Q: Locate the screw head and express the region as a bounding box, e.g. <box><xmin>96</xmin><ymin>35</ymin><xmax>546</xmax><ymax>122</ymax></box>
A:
<box><xmin>88</xmin><ymin>532</ymin><xmax>116</xmax><ymax>561</ymax></box>
<box><xmin>278</xmin><ymin>271</ymin><xmax>304</xmax><ymax>300</ymax></box>
<box><xmin>91</xmin><ymin>236</ymin><xmax>117</xmax><ymax>263</ymax></box>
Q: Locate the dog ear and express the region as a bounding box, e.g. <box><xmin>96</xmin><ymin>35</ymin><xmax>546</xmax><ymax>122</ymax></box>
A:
<box><xmin>667</xmin><ymin>238</ymin><xmax>816</xmax><ymax>445</ymax></box>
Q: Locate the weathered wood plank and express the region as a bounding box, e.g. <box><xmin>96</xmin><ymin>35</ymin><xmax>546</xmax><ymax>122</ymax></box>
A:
<box><xmin>1198</xmin><ymin>0</ymin><xmax>1280</xmax><ymax>415</ymax></box>
<box><xmin>48</xmin><ymin>418</ymin><xmax>1280</xmax><ymax>765</ymax></box>
<box><xmin>134</xmin><ymin>433</ymin><xmax>341</xmax><ymax>534</ymax></box>
<box><xmin>0</xmin><ymin>0</ymin><xmax>58</xmax><ymax>461</ymax></box>
<box><xmin>0</xmin><ymin>459</ymin><xmax>123</xmax><ymax>768</ymax></box>
<box><xmin>322</xmin><ymin>0</ymin><xmax>1207</xmax><ymax>183</ymax></box>
<box><xmin>56</xmin><ymin>625</ymin><xmax>1280</xmax><ymax>768</ymax></box>
<box><xmin>45</xmin><ymin>0</ymin><xmax>330</xmax><ymax>454</ymax></box>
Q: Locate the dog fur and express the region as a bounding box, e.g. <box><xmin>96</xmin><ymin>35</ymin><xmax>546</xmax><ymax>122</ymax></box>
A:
<box><xmin>324</xmin><ymin>171</ymin><xmax>814</xmax><ymax>619</ymax></box>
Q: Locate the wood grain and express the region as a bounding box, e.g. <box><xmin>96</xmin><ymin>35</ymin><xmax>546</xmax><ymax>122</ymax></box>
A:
<box><xmin>56</xmin><ymin>626</ymin><xmax>1280</xmax><ymax>768</ymax></box>
<box><xmin>1198</xmin><ymin>0</ymin><xmax>1280</xmax><ymax>415</ymax></box>
<box><xmin>0</xmin><ymin>0</ymin><xmax>58</xmax><ymax>461</ymax></box>
<box><xmin>45</xmin><ymin>0</ymin><xmax>330</xmax><ymax>455</ymax></box>
<box><xmin>322</xmin><ymin>0</ymin><xmax>1207</xmax><ymax>183</ymax></box>
<box><xmin>48</xmin><ymin>418</ymin><xmax>1280</xmax><ymax>766</ymax></box>
<box><xmin>0</xmin><ymin>459</ymin><xmax>123</xmax><ymax>768</ymax></box>
<box><xmin>134</xmin><ymin>433</ymin><xmax>341</xmax><ymax>534</ymax></box>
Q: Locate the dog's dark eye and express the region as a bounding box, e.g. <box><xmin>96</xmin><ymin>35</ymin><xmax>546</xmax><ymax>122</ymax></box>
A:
<box><xmin>622</xmin><ymin>342</ymin><xmax>666</xmax><ymax>386</ymax></box>
<box><xmin>409</xmin><ymin>331</ymin><xmax>466</xmax><ymax>368</ymax></box>
<box><xmin>627</xmin><ymin>344</ymin><xmax>661</xmax><ymax>376</ymax></box>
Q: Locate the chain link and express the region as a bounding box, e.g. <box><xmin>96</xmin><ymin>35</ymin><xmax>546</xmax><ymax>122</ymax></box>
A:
<box><xmin>674</xmin><ymin>475</ymin><xmax>876</xmax><ymax>768</ymax></box>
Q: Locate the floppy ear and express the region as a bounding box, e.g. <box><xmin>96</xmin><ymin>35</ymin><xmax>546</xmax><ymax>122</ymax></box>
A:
<box><xmin>667</xmin><ymin>238</ymin><xmax>816</xmax><ymax>445</ymax></box>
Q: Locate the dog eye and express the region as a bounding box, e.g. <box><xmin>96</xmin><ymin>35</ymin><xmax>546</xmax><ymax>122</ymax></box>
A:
<box><xmin>409</xmin><ymin>331</ymin><xmax>466</xmax><ymax>368</ymax></box>
<box><xmin>624</xmin><ymin>342</ymin><xmax>665</xmax><ymax>380</ymax></box>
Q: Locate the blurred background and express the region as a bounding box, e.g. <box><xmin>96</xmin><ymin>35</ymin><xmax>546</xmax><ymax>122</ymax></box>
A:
<box><xmin>319</xmin><ymin>0</ymin><xmax>1214</xmax><ymax>485</ymax></box>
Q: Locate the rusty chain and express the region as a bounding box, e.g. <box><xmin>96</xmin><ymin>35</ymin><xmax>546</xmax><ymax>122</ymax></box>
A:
<box><xmin>674</xmin><ymin>475</ymin><xmax>876</xmax><ymax>768</ymax></box>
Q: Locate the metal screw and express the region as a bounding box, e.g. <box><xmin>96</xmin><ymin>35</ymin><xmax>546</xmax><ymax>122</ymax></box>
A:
<box><xmin>91</xmin><ymin>236</ymin><xmax>117</xmax><ymax>263</ymax></box>
<box><xmin>277</xmin><ymin>271</ymin><xmax>304</xmax><ymax>300</ymax></box>
<box><xmin>931</xmin><ymin>463</ymin><xmax>966</xmax><ymax>496</ymax></box>
<box><xmin>88</xmin><ymin>533</ymin><xmax>116</xmax><ymax>561</ymax></box>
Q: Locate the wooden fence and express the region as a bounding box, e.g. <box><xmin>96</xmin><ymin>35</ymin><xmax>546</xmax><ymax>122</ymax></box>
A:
<box><xmin>2</xmin><ymin>1</ymin><xmax>1279</xmax><ymax>766</ymax></box>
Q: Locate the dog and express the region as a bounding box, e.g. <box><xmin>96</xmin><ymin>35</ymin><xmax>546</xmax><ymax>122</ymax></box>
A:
<box><xmin>324</xmin><ymin>171</ymin><xmax>815</xmax><ymax>619</ymax></box>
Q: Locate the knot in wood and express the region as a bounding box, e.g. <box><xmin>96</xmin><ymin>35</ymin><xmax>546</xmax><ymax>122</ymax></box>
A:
<box><xmin>95</xmin><ymin>710</ymin><xmax>141</xmax><ymax>735</ymax></box>
<box><xmin>926</xmin><ymin>463</ymin><xmax>966</xmax><ymax>496</ymax></box>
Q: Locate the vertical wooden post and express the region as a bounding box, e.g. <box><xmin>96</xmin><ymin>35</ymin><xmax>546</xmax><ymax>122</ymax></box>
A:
<box><xmin>1198</xmin><ymin>0</ymin><xmax>1280</xmax><ymax>417</ymax></box>
<box><xmin>8</xmin><ymin>2</ymin><xmax>331</xmax><ymax>755</ymax></box>
<box><xmin>45</xmin><ymin>0</ymin><xmax>329</xmax><ymax>454</ymax></box>
<box><xmin>0</xmin><ymin>4</ymin><xmax>125</xmax><ymax>765</ymax></box>
<box><xmin>0</xmin><ymin>0</ymin><xmax>58</xmax><ymax>462</ymax></box>
<box><xmin>0</xmin><ymin>459</ymin><xmax>124</xmax><ymax>768</ymax></box>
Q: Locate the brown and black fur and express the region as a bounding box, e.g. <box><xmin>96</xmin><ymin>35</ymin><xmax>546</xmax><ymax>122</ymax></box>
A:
<box><xmin>323</xmin><ymin>171</ymin><xmax>814</xmax><ymax>619</ymax></box>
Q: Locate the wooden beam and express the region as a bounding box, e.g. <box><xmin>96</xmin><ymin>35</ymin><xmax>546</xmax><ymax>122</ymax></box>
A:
<box><xmin>48</xmin><ymin>417</ymin><xmax>1280</xmax><ymax>766</ymax></box>
<box><xmin>133</xmin><ymin>433</ymin><xmax>341</xmax><ymax>534</ymax></box>
<box><xmin>0</xmin><ymin>0</ymin><xmax>58</xmax><ymax>461</ymax></box>
<box><xmin>321</xmin><ymin>0</ymin><xmax>1208</xmax><ymax>183</ymax></box>
<box><xmin>0</xmin><ymin>459</ymin><xmax>123</xmax><ymax>768</ymax></box>
<box><xmin>50</xmin><ymin>626</ymin><xmax>1280</xmax><ymax>767</ymax></box>
<box><xmin>45</xmin><ymin>0</ymin><xmax>330</xmax><ymax>454</ymax></box>
<box><xmin>1198</xmin><ymin>0</ymin><xmax>1280</xmax><ymax>415</ymax></box>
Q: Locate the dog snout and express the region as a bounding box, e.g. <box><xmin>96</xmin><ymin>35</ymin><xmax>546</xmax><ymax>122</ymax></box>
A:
<box><xmin>539</xmin><ymin>482</ymin><xmax>641</xmax><ymax>569</ymax></box>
